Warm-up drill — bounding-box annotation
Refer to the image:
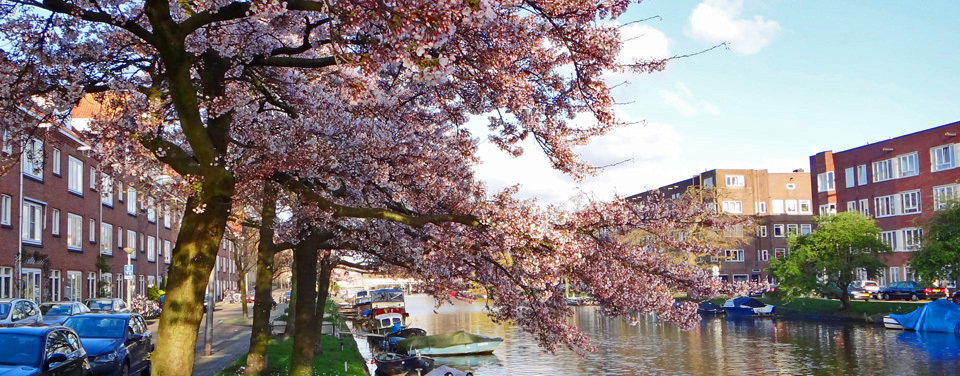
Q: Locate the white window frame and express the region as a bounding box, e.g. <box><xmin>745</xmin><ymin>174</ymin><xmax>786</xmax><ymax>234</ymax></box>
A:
<box><xmin>819</xmin><ymin>203</ymin><xmax>836</xmax><ymax>215</ymax></box>
<box><xmin>0</xmin><ymin>131</ymin><xmax>11</xmax><ymax>154</ymax></box>
<box><xmin>147</xmin><ymin>197</ymin><xmax>156</xmax><ymax>222</ymax></box>
<box><xmin>897</xmin><ymin>152</ymin><xmax>919</xmax><ymax>178</ymax></box>
<box><xmin>116</xmin><ymin>226</ymin><xmax>123</xmax><ymax>248</ymax></box>
<box><xmin>773</xmin><ymin>224</ymin><xmax>785</xmax><ymax>238</ymax></box>
<box><xmin>52</xmin><ymin>148</ymin><xmax>61</xmax><ymax>175</ymax></box>
<box><xmin>858</xmin><ymin>198</ymin><xmax>870</xmax><ymax>217</ymax></box>
<box><xmin>785</xmin><ymin>200</ymin><xmax>798</xmax><ymax>214</ymax></box>
<box><xmin>800</xmin><ymin>224</ymin><xmax>812</xmax><ymax>235</ymax></box>
<box><xmin>127</xmin><ymin>230</ymin><xmax>137</xmax><ymax>259</ymax></box>
<box><xmin>164</xmin><ymin>206</ymin><xmax>171</xmax><ymax>228</ymax></box>
<box><xmin>68</xmin><ymin>156</ymin><xmax>83</xmax><ymax>195</ymax></box>
<box><xmin>799</xmin><ymin>200</ymin><xmax>811</xmax><ymax>214</ymax></box>
<box><xmin>21</xmin><ymin>200</ymin><xmax>43</xmax><ymax>245</ymax></box>
<box><xmin>0</xmin><ymin>194</ymin><xmax>10</xmax><ymax>226</ymax></box>
<box><xmin>21</xmin><ymin>138</ymin><xmax>43</xmax><ymax>180</ymax></box>
<box><xmin>101</xmin><ymin>174</ymin><xmax>113</xmax><ymax>206</ymax></box>
<box><xmin>844</xmin><ymin>167</ymin><xmax>855</xmax><ymax>188</ymax></box>
<box><xmin>100</xmin><ymin>222</ymin><xmax>113</xmax><ymax>255</ymax></box>
<box><xmin>49</xmin><ymin>270</ymin><xmax>61</xmax><ymax>302</ymax></box>
<box><xmin>89</xmin><ymin>167</ymin><xmax>97</xmax><ymax>191</ymax></box>
<box><xmin>903</xmin><ymin>228</ymin><xmax>923</xmax><ymax>250</ymax></box>
<box><xmin>786</xmin><ymin>224</ymin><xmax>798</xmax><ymax>236</ymax></box>
<box><xmin>933</xmin><ymin>184</ymin><xmax>959</xmax><ymax>211</ymax></box>
<box><xmin>817</xmin><ymin>171</ymin><xmax>835</xmax><ymax>192</ymax></box>
<box><xmin>127</xmin><ymin>188</ymin><xmax>137</xmax><ymax>215</ymax></box>
<box><xmin>51</xmin><ymin>208</ymin><xmax>59</xmax><ymax>236</ymax></box>
<box><xmin>758</xmin><ymin>249</ymin><xmax>769</xmax><ymax>262</ymax></box>
<box><xmin>881</xmin><ymin>230</ymin><xmax>899</xmax><ymax>251</ymax></box>
<box><xmin>164</xmin><ymin>240</ymin><xmax>172</xmax><ymax>264</ymax></box>
<box><xmin>147</xmin><ymin>235</ymin><xmax>156</xmax><ymax>262</ymax></box>
<box><xmin>890</xmin><ymin>267</ymin><xmax>901</xmax><ymax>283</ymax></box>
<box><xmin>89</xmin><ymin>218</ymin><xmax>96</xmax><ymax>243</ymax></box>
<box><xmin>0</xmin><ymin>267</ymin><xmax>10</xmax><ymax>299</ymax></box>
<box><xmin>857</xmin><ymin>164</ymin><xmax>867</xmax><ymax>186</ymax></box>
<box><xmin>931</xmin><ymin>144</ymin><xmax>956</xmax><ymax>172</ymax></box>
<box><xmin>67</xmin><ymin>213</ymin><xmax>82</xmax><ymax>250</ymax></box>
<box><xmin>900</xmin><ymin>190</ymin><xmax>921</xmax><ymax>214</ymax></box>
<box><xmin>846</xmin><ymin>201</ymin><xmax>857</xmax><ymax>213</ymax></box>
<box><xmin>725</xmin><ymin>175</ymin><xmax>745</xmax><ymax>187</ymax></box>
<box><xmin>725</xmin><ymin>249</ymin><xmax>744</xmax><ymax>262</ymax></box>
<box><xmin>756</xmin><ymin>201</ymin><xmax>767</xmax><ymax>214</ymax></box>
<box><xmin>873</xmin><ymin>159</ymin><xmax>895</xmax><ymax>182</ymax></box>
<box><xmin>117</xmin><ymin>182</ymin><xmax>124</xmax><ymax>202</ymax></box>
<box><xmin>774</xmin><ymin>248</ymin><xmax>787</xmax><ymax>259</ymax></box>
<box><xmin>66</xmin><ymin>271</ymin><xmax>82</xmax><ymax>302</ymax></box>
<box><xmin>87</xmin><ymin>272</ymin><xmax>96</xmax><ymax>300</ymax></box>
<box><xmin>772</xmin><ymin>200</ymin><xmax>784</xmax><ymax>214</ymax></box>
<box><xmin>757</xmin><ymin>226</ymin><xmax>767</xmax><ymax>238</ymax></box>
<box><xmin>721</xmin><ymin>201</ymin><xmax>742</xmax><ymax>214</ymax></box>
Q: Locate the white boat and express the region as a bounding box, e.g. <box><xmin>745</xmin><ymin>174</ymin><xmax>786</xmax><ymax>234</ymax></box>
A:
<box><xmin>883</xmin><ymin>315</ymin><xmax>904</xmax><ymax>330</ymax></box>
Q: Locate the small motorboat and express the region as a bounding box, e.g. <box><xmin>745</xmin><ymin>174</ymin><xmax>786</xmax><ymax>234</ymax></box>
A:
<box><xmin>885</xmin><ymin>299</ymin><xmax>960</xmax><ymax>333</ymax></box>
<box><xmin>697</xmin><ymin>301</ymin><xmax>725</xmax><ymax>315</ymax></box>
<box><xmin>395</xmin><ymin>331</ymin><xmax>503</xmax><ymax>356</ymax></box>
<box><xmin>373</xmin><ymin>352</ymin><xmax>435</xmax><ymax>376</ymax></box>
<box><xmin>722</xmin><ymin>297</ymin><xmax>775</xmax><ymax>317</ymax></box>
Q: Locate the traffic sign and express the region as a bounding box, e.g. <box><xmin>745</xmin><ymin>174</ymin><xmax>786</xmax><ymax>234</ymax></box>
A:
<box><xmin>124</xmin><ymin>264</ymin><xmax>134</xmax><ymax>280</ymax></box>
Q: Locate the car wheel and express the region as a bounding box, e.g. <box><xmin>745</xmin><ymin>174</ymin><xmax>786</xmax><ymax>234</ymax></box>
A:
<box><xmin>883</xmin><ymin>293</ymin><xmax>890</xmax><ymax>300</ymax></box>
<box><xmin>910</xmin><ymin>293</ymin><xmax>918</xmax><ymax>301</ymax></box>
<box><xmin>141</xmin><ymin>361</ymin><xmax>151</xmax><ymax>376</ymax></box>
<box><xmin>121</xmin><ymin>361</ymin><xmax>130</xmax><ymax>376</ymax></box>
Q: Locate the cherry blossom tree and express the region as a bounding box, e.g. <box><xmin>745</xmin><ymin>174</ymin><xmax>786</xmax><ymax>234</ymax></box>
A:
<box><xmin>0</xmin><ymin>1</ymin><xmax>743</xmax><ymax>375</ymax></box>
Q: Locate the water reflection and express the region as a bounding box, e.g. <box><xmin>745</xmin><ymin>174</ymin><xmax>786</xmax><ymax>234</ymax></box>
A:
<box><xmin>402</xmin><ymin>294</ymin><xmax>960</xmax><ymax>375</ymax></box>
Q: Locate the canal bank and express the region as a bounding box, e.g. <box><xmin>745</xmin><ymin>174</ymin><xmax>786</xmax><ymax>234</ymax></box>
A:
<box><xmin>752</xmin><ymin>296</ymin><xmax>932</xmax><ymax>324</ymax></box>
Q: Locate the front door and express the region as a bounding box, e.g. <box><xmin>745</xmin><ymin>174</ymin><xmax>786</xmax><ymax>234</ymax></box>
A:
<box><xmin>21</xmin><ymin>268</ymin><xmax>42</xmax><ymax>303</ymax></box>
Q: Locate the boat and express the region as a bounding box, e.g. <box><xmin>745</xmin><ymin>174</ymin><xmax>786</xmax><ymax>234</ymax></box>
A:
<box><xmin>373</xmin><ymin>352</ymin><xmax>435</xmax><ymax>376</ymax></box>
<box><xmin>722</xmin><ymin>297</ymin><xmax>775</xmax><ymax>317</ymax></box>
<box><xmin>395</xmin><ymin>331</ymin><xmax>503</xmax><ymax>356</ymax></box>
<box><xmin>370</xmin><ymin>312</ymin><xmax>407</xmax><ymax>335</ymax></box>
<box><xmin>697</xmin><ymin>301</ymin><xmax>725</xmax><ymax>315</ymax></box>
<box><xmin>884</xmin><ymin>299</ymin><xmax>960</xmax><ymax>333</ymax></box>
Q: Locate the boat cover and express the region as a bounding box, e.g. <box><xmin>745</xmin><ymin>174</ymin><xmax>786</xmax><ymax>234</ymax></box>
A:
<box><xmin>370</xmin><ymin>289</ymin><xmax>405</xmax><ymax>303</ymax></box>
<box><xmin>889</xmin><ymin>299</ymin><xmax>960</xmax><ymax>334</ymax></box>
<box><xmin>724</xmin><ymin>297</ymin><xmax>766</xmax><ymax>308</ymax></box>
<box><xmin>395</xmin><ymin>331</ymin><xmax>502</xmax><ymax>352</ymax></box>
<box><xmin>698</xmin><ymin>301</ymin><xmax>723</xmax><ymax>312</ymax></box>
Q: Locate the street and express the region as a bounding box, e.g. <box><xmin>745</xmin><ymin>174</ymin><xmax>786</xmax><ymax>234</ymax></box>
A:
<box><xmin>146</xmin><ymin>300</ymin><xmax>287</xmax><ymax>376</ymax></box>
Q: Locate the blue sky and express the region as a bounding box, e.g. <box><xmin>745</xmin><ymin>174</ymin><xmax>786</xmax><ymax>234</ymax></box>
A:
<box><xmin>473</xmin><ymin>0</ymin><xmax>960</xmax><ymax>205</ymax></box>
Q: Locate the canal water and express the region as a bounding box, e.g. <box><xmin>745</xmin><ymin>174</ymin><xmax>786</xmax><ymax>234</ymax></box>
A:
<box><xmin>401</xmin><ymin>294</ymin><xmax>960</xmax><ymax>375</ymax></box>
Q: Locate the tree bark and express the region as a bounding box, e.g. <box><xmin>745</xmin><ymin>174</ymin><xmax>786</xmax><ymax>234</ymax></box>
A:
<box><xmin>290</xmin><ymin>240</ymin><xmax>319</xmax><ymax>376</ymax></box>
<box><xmin>239</xmin><ymin>272</ymin><xmax>248</xmax><ymax>319</ymax></box>
<box><xmin>245</xmin><ymin>184</ymin><xmax>278</xmax><ymax>375</ymax></box>
<box><xmin>285</xmin><ymin>252</ymin><xmax>297</xmax><ymax>336</ymax></box>
<box><xmin>152</xmin><ymin>177</ymin><xmax>233</xmax><ymax>376</ymax></box>
<box><xmin>314</xmin><ymin>251</ymin><xmax>337</xmax><ymax>354</ymax></box>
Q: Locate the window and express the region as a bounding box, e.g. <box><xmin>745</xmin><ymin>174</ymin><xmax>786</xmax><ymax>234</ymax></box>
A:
<box><xmin>0</xmin><ymin>267</ymin><xmax>11</xmax><ymax>298</ymax></box>
<box><xmin>89</xmin><ymin>167</ymin><xmax>97</xmax><ymax>190</ymax></box>
<box><xmin>127</xmin><ymin>231</ymin><xmax>137</xmax><ymax>259</ymax></box>
<box><xmin>786</xmin><ymin>224</ymin><xmax>798</xmax><ymax>236</ymax></box>
<box><xmin>721</xmin><ymin>201</ymin><xmax>742</xmax><ymax>213</ymax></box>
<box><xmin>99</xmin><ymin>273</ymin><xmax>112</xmax><ymax>298</ymax></box>
<box><xmin>0</xmin><ymin>131</ymin><xmax>11</xmax><ymax>154</ymax></box>
<box><xmin>881</xmin><ymin>231</ymin><xmax>899</xmax><ymax>251</ymax></box>
<box><xmin>164</xmin><ymin>206</ymin><xmax>171</xmax><ymax>228</ymax></box>
<box><xmin>21</xmin><ymin>138</ymin><xmax>43</xmax><ymax>179</ymax></box>
<box><xmin>703</xmin><ymin>177</ymin><xmax>714</xmax><ymax>188</ymax></box>
<box><xmin>774</xmin><ymin>248</ymin><xmax>787</xmax><ymax>258</ymax></box>
<box><xmin>52</xmin><ymin>148</ymin><xmax>61</xmax><ymax>175</ymax></box>
<box><xmin>875</xmin><ymin>195</ymin><xmax>898</xmax><ymax>217</ymax></box>
<box><xmin>51</xmin><ymin>209</ymin><xmax>59</xmax><ymax>236</ymax></box>
<box><xmin>117</xmin><ymin>182</ymin><xmax>123</xmax><ymax>202</ymax></box>
<box><xmin>758</xmin><ymin>250</ymin><xmax>769</xmax><ymax>262</ymax></box>
<box><xmin>933</xmin><ymin>184</ymin><xmax>959</xmax><ymax>210</ymax></box>
<box><xmin>117</xmin><ymin>227</ymin><xmax>123</xmax><ymax>248</ymax></box>
<box><xmin>127</xmin><ymin>188</ymin><xmax>137</xmax><ymax>215</ymax></box>
<box><xmin>846</xmin><ymin>201</ymin><xmax>857</xmax><ymax>213</ymax></box>
<box><xmin>21</xmin><ymin>200</ymin><xmax>43</xmax><ymax>244</ymax></box>
<box><xmin>857</xmin><ymin>164</ymin><xmax>867</xmax><ymax>186</ymax></box>
<box><xmin>87</xmin><ymin>273</ymin><xmax>96</xmax><ymax>300</ymax></box>
<box><xmin>89</xmin><ymin>218</ymin><xmax>96</xmax><ymax>242</ymax></box>
<box><xmin>845</xmin><ymin>167</ymin><xmax>855</xmax><ymax>188</ymax></box>
<box><xmin>101</xmin><ymin>174</ymin><xmax>113</xmax><ymax>206</ymax></box>
<box><xmin>164</xmin><ymin>241</ymin><xmax>172</xmax><ymax>264</ymax></box>
<box><xmin>903</xmin><ymin>228</ymin><xmax>923</xmax><ymax>250</ymax></box>
<box><xmin>147</xmin><ymin>197</ymin><xmax>156</xmax><ymax>222</ymax></box>
<box><xmin>68</xmin><ymin>156</ymin><xmax>83</xmax><ymax>195</ymax></box>
<box><xmin>725</xmin><ymin>175</ymin><xmax>745</xmax><ymax>187</ymax></box>
<box><xmin>774</xmin><ymin>224</ymin><xmax>785</xmax><ymax>238</ymax></box>
<box><xmin>756</xmin><ymin>202</ymin><xmax>767</xmax><ymax>214</ymax></box>
<box><xmin>148</xmin><ymin>235</ymin><xmax>156</xmax><ymax>262</ymax></box>
<box><xmin>858</xmin><ymin>198</ymin><xmax>870</xmax><ymax>217</ymax></box>
<box><xmin>898</xmin><ymin>152</ymin><xmax>919</xmax><ymax>177</ymax></box>
<box><xmin>900</xmin><ymin>190</ymin><xmax>921</xmax><ymax>214</ymax></box>
<box><xmin>785</xmin><ymin>200</ymin><xmax>798</xmax><ymax>213</ymax></box>
<box><xmin>49</xmin><ymin>270</ymin><xmax>60</xmax><ymax>301</ymax></box>
<box><xmin>138</xmin><ymin>276</ymin><xmax>145</xmax><ymax>296</ymax></box>
<box><xmin>66</xmin><ymin>271</ymin><xmax>81</xmax><ymax>302</ymax></box>
<box><xmin>817</xmin><ymin>171</ymin><xmax>835</xmax><ymax>192</ymax></box>
<box><xmin>786</xmin><ymin>183</ymin><xmax>796</xmax><ymax>190</ymax></box>
<box><xmin>67</xmin><ymin>214</ymin><xmax>82</xmax><ymax>250</ymax></box>
<box><xmin>757</xmin><ymin>226</ymin><xmax>767</xmax><ymax>237</ymax></box>
<box><xmin>725</xmin><ymin>249</ymin><xmax>744</xmax><ymax>262</ymax></box>
<box><xmin>0</xmin><ymin>194</ymin><xmax>9</xmax><ymax>226</ymax></box>
<box><xmin>800</xmin><ymin>224</ymin><xmax>812</xmax><ymax>235</ymax></box>
<box><xmin>931</xmin><ymin>144</ymin><xmax>956</xmax><ymax>172</ymax></box>
<box><xmin>819</xmin><ymin>203</ymin><xmax>836</xmax><ymax>215</ymax></box>
<box><xmin>890</xmin><ymin>267</ymin><xmax>901</xmax><ymax>283</ymax></box>
<box><xmin>100</xmin><ymin>223</ymin><xmax>112</xmax><ymax>255</ymax></box>
<box><xmin>873</xmin><ymin>159</ymin><xmax>894</xmax><ymax>182</ymax></box>
<box><xmin>772</xmin><ymin>200</ymin><xmax>784</xmax><ymax>214</ymax></box>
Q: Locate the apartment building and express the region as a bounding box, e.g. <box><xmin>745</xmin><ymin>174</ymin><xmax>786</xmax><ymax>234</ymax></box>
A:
<box><xmin>809</xmin><ymin>121</ymin><xmax>960</xmax><ymax>286</ymax></box>
<box><xmin>628</xmin><ymin>169</ymin><xmax>814</xmax><ymax>282</ymax></box>
<box><xmin>0</xmin><ymin>100</ymin><xmax>239</xmax><ymax>303</ymax></box>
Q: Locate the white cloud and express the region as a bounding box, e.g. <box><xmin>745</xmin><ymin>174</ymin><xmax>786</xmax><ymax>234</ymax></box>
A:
<box><xmin>617</xmin><ymin>23</ymin><xmax>671</xmax><ymax>65</ymax></box>
<box><xmin>686</xmin><ymin>0</ymin><xmax>780</xmax><ymax>55</ymax></box>
<box><xmin>658</xmin><ymin>83</ymin><xmax>720</xmax><ymax>117</ymax></box>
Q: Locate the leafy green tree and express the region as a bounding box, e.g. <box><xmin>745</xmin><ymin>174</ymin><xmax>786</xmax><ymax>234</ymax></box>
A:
<box><xmin>769</xmin><ymin>212</ymin><xmax>890</xmax><ymax>310</ymax></box>
<box><xmin>910</xmin><ymin>201</ymin><xmax>960</xmax><ymax>286</ymax></box>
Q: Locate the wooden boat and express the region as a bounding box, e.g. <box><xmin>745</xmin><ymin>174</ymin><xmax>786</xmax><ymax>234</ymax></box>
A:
<box><xmin>373</xmin><ymin>352</ymin><xmax>435</xmax><ymax>376</ymax></box>
<box><xmin>395</xmin><ymin>331</ymin><xmax>503</xmax><ymax>356</ymax></box>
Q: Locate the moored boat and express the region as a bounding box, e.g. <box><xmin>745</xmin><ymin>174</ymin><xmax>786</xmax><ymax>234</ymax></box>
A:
<box><xmin>396</xmin><ymin>331</ymin><xmax>503</xmax><ymax>356</ymax></box>
<box><xmin>722</xmin><ymin>297</ymin><xmax>775</xmax><ymax>317</ymax></box>
<box><xmin>373</xmin><ymin>352</ymin><xmax>435</xmax><ymax>376</ymax></box>
<box><xmin>885</xmin><ymin>299</ymin><xmax>960</xmax><ymax>333</ymax></box>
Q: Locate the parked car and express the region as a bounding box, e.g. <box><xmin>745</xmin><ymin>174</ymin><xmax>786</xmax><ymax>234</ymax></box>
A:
<box><xmin>876</xmin><ymin>281</ymin><xmax>948</xmax><ymax>301</ymax></box>
<box><xmin>748</xmin><ymin>284</ymin><xmax>778</xmax><ymax>298</ymax></box>
<box><xmin>0</xmin><ymin>325</ymin><xmax>91</xmax><ymax>376</ymax></box>
<box><xmin>850</xmin><ymin>280</ymin><xmax>881</xmax><ymax>295</ymax></box>
<box><xmin>0</xmin><ymin>298</ymin><xmax>43</xmax><ymax>327</ymax></box>
<box><xmin>821</xmin><ymin>282</ymin><xmax>872</xmax><ymax>300</ymax></box>
<box><xmin>40</xmin><ymin>302</ymin><xmax>91</xmax><ymax>325</ymax></box>
<box><xmin>84</xmin><ymin>298</ymin><xmax>130</xmax><ymax>314</ymax></box>
<box><xmin>246</xmin><ymin>290</ymin><xmax>255</xmax><ymax>303</ymax></box>
<box><xmin>63</xmin><ymin>313</ymin><xmax>152</xmax><ymax>376</ymax></box>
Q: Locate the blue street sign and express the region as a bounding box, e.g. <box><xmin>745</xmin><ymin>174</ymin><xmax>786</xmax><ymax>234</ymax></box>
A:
<box><xmin>124</xmin><ymin>265</ymin><xmax>134</xmax><ymax>280</ymax></box>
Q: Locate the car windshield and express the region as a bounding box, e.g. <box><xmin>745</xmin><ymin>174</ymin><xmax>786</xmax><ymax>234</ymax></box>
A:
<box><xmin>86</xmin><ymin>300</ymin><xmax>113</xmax><ymax>310</ymax></box>
<box><xmin>41</xmin><ymin>304</ymin><xmax>72</xmax><ymax>315</ymax></box>
<box><xmin>0</xmin><ymin>303</ymin><xmax>10</xmax><ymax>320</ymax></box>
<box><xmin>0</xmin><ymin>333</ymin><xmax>41</xmax><ymax>366</ymax></box>
<box><xmin>64</xmin><ymin>317</ymin><xmax>126</xmax><ymax>338</ymax></box>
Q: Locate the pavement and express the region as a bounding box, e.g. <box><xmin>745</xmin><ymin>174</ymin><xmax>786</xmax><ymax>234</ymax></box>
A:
<box><xmin>146</xmin><ymin>300</ymin><xmax>287</xmax><ymax>376</ymax></box>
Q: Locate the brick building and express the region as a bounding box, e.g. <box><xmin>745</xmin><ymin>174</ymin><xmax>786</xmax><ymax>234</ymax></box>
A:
<box><xmin>809</xmin><ymin>121</ymin><xmax>960</xmax><ymax>286</ymax></box>
<box><xmin>0</xmin><ymin>101</ymin><xmax>239</xmax><ymax>303</ymax></box>
<box><xmin>628</xmin><ymin>169</ymin><xmax>814</xmax><ymax>282</ymax></box>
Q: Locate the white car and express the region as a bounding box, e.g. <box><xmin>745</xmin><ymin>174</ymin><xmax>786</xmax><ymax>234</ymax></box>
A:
<box><xmin>0</xmin><ymin>298</ymin><xmax>43</xmax><ymax>327</ymax></box>
<box><xmin>851</xmin><ymin>280</ymin><xmax>881</xmax><ymax>295</ymax></box>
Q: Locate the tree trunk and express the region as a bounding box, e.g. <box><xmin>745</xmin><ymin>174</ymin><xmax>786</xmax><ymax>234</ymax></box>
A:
<box><xmin>285</xmin><ymin>253</ymin><xmax>297</xmax><ymax>336</ymax></box>
<box><xmin>314</xmin><ymin>251</ymin><xmax>337</xmax><ymax>354</ymax></box>
<box><xmin>239</xmin><ymin>270</ymin><xmax>248</xmax><ymax>319</ymax></box>
<box><xmin>152</xmin><ymin>179</ymin><xmax>233</xmax><ymax>376</ymax></box>
<box><xmin>245</xmin><ymin>185</ymin><xmax>278</xmax><ymax>375</ymax></box>
<box><xmin>290</xmin><ymin>243</ymin><xmax>319</xmax><ymax>376</ymax></box>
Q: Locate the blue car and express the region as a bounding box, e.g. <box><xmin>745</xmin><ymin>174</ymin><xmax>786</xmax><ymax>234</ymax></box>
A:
<box><xmin>0</xmin><ymin>325</ymin><xmax>91</xmax><ymax>376</ymax></box>
<box><xmin>63</xmin><ymin>313</ymin><xmax>152</xmax><ymax>376</ymax></box>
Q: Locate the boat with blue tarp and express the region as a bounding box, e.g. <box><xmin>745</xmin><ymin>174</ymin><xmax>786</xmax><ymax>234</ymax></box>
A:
<box><xmin>884</xmin><ymin>299</ymin><xmax>960</xmax><ymax>333</ymax></box>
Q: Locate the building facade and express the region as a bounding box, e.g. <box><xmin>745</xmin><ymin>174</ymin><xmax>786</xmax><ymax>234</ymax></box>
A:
<box><xmin>629</xmin><ymin>169</ymin><xmax>814</xmax><ymax>282</ymax></box>
<box><xmin>0</xmin><ymin>102</ymin><xmax>239</xmax><ymax>304</ymax></box>
<box><xmin>809</xmin><ymin>121</ymin><xmax>960</xmax><ymax>286</ymax></box>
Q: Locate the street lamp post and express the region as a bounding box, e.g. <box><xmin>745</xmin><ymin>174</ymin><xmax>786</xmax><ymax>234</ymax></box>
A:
<box><xmin>123</xmin><ymin>247</ymin><xmax>135</xmax><ymax>309</ymax></box>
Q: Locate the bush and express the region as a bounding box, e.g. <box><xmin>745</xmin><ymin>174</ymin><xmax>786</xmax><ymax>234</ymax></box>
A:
<box><xmin>148</xmin><ymin>285</ymin><xmax>165</xmax><ymax>301</ymax></box>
